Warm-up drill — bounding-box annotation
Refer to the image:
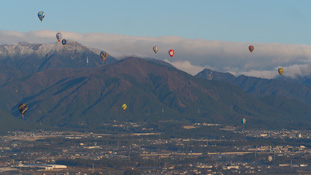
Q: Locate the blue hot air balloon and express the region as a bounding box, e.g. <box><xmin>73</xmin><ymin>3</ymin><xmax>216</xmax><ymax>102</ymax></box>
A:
<box><xmin>62</xmin><ymin>39</ymin><xmax>67</xmax><ymax>46</ymax></box>
<box><xmin>38</xmin><ymin>11</ymin><xmax>45</xmax><ymax>22</ymax></box>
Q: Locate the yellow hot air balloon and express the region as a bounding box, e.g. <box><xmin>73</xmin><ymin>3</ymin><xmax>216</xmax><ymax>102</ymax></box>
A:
<box><xmin>122</xmin><ymin>104</ymin><xmax>127</xmax><ymax>111</ymax></box>
<box><xmin>18</xmin><ymin>103</ymin><xmax>28</xmax><ymax>118</ymax></box>
<box><xmin>268</xmin><ymin>156</ymin><xmax>273</xmax><ymax>162</ymax></box>
<box><xmin>278</xmin><ymin>68</ymin><xmax>283</xmax><ymax>75</ymax></box>
<box><xmin>100</xmin><ymin>51</ymin><xmax>108</xmax><ymax>62</ymax></box>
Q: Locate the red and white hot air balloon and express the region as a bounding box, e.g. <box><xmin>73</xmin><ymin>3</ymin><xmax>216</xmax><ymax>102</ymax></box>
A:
<box><xmin>169</xmin><ymin>49</ymin><xmax>174</xmax><ymax>58</ymax></box>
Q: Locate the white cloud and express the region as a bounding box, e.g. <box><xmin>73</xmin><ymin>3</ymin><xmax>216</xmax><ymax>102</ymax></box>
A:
<box><xmin>238</xmin><ymin>70</ymin><xmax>278</xmax><ymax>79</ymax></box>
<box><xmin>164</xmin><ymin>59</ymin><xmax>211</xmax><ymax>75</ymax></box>
<box><xmin>1</xmin><ymin>30</ymin><xmax>311</xmax><ymax>79</ymax></box>
<box><xmin>232</xmin><ymin>64</ymin><xmax>311</xmax><ymax>79</ymax></box>
<box><xmin>280</xmin><ymin>64</ymin><xmax>311</xmax><ymax>79</ymax></box>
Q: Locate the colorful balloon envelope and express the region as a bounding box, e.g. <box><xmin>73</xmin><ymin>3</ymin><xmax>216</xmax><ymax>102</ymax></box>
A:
<box><xmin>100</xmin><ymin>51</ymin><xmax>108</xmax><ymax>62</ymax></box>
<box><xmin>169</xmin><ymin>49</ymin><xmax>175</xmax><ymax>58</ymax></box>
<box><xmin>278</xmin><ymin>68</ymin><xmax>283</xmax><ymax>75</ymax></box>
<box><xmin>153</xmin><ymin>46</ymin><xmax>158</xmax><ymax>53</ymax></box>
<box><xmin>62</xmin><ymin>39</ymin><xmax>67</xmax><ymax>46</ymax></box>
<box><xmin>249</xmin><ymin>45</ymin><xmax>254</xmax><ymax>53</ymax></box>
<box><xmin>38</xmin><ymin>11</ymin><xmax>45</xmax><ymax>22</ymax></box>
<box><xmin>56</xmin><ymin>32</ymin><xmax>62</xmax><ymax>42</ymax></box>
<box><xmin>268</xmin><ymin>156</ymin><xmax>273</xmax><ymax>162</ymax></box>
<box><xmin>18</xmin><ymin>103</ymin><xmax>28</xmax><ymax>118</ymax></box>
<box><xmin>122</xmin><ymin>104</ymin><xmax>127</xmax><ymax>111</ymax></box>
<box><xmin>241</xmin><ymin>118</ymin><xmax>246</xmax><ymax>125</ymax></box>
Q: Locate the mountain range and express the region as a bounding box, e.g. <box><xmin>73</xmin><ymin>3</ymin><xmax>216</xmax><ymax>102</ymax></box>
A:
<box><xmin>196</xmin><ymin>69</ymin><xmax>311</xmax><ymax>105</ymax></box>
<box><xmin>0</xmin><ymin>41</ymin><xmax>117</xmax><ymax>75</ymax></box>
<box><xmin>0</xmin><ymin>41</ymin><xmax>311</xmax><ymax>131</ymax></box>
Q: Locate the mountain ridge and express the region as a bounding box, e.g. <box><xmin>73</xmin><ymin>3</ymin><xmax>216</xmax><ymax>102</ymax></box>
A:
<box><xmin>0</xmin><ymin>41</ymin><xmax>118</xmax><ymax>75</ymax></box>
<box><xmin>0</xmin><ymin>41</ymin><xmax>99</xmax><ymax>57</ymax></box>
<box><xmin>0</xmin><ymin>57</ymin><xmax>310</xmax><ymax>129</ymax></box>
<box><xmin>0</xmin><ymin>41</ymin><xmax>310</xmax><ymax>130</ymax></box>
<box><xmin>196</xmin><ymin>68</ymin><xmax>311</xmax><ymax>104</ymax></box>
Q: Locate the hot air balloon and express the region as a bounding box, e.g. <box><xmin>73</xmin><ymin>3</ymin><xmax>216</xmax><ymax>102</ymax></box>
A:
<box><xmin>56</xmin><ymin>32</ymin><xmax>62</xmax><ymax>42</ymax></box>
<box><xmin>169</xmin><ymin>49</ymin><xmax>174</xmax><ymax>58</ymax></box>
<box><xmin>242</xmin><ymin>118</ymin><xmax>246</xmax><ymax>125</ymax></box>
<box><xmin>62</xmin><ymin>39</ymin><xmax>67</xmax><ymax>46</ymax></box>
<box><xmin>100</xmin><ymin>51</ymin><xmax>108</xmax><ymax>62</ymax></box>
<box><xmin>18</xmin><ymin>103</ymin><xmax>28</xmax><ymax>118</ymax></box>
<box><xmin>268</xmin><ymin>156</ymin><xmax>273</xmax><ymax>162</ymax></box>
<box><xmin>153</xmin><ymin>46</ymin><xmax>158</xmax><ymax>53</ymax></box>
<box><xmin>38</xmin><ymin>11</ymin><xmax>45</xmax><ymax>22</ymax></box>
<box><xmin>278</xmin><ymin>68</ymin><xmax>283</xmax><ymax>75</ymax></box>
<box><xmin>122</xmin><ymin>104</ymin><xmax>127</xmax><ymax>111</ymax></box>
<box><xmin>249</xmin><ymin>45</ymin><xmax>254</xmax><ymax>53</ymax></box>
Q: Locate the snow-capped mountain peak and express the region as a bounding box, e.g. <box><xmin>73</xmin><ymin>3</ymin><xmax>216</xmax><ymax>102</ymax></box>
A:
<box><xmin>0</xmin><ymin>40</ymin><xmax>101</xmax><ymax>58</ymax></box>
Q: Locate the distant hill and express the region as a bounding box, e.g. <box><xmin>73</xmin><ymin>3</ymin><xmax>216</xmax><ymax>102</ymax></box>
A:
<box><xmin>195</xmin><ymin>68</ymin><xmax>235</xmax><ymax>82</ymax></box>
<box><xmin>1</xmin><ymin>57</ymin><xmax>311</xmax><ymax>129</ymax></box>
<box><xmin>196</xmin><ymin>68</ymin><xmax>311</xmax><ymax>104</ymax></box>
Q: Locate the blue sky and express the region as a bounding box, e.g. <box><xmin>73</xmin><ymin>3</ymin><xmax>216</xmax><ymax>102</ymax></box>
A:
<box><xmin>1</xmin><ymin>1</ymin><xmax>311</xmax><ymax>78</ymax></box>
<box><xmin>1</xmin><ymin>0</ymin><xmax>311</xmax><ymax>44</ymax></box>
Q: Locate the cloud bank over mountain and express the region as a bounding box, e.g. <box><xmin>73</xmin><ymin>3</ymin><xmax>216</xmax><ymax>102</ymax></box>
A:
<box><xmin>1</xmin><ymin>30</ymin><xmax>311</xmax><ymax>79</ymax></box>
